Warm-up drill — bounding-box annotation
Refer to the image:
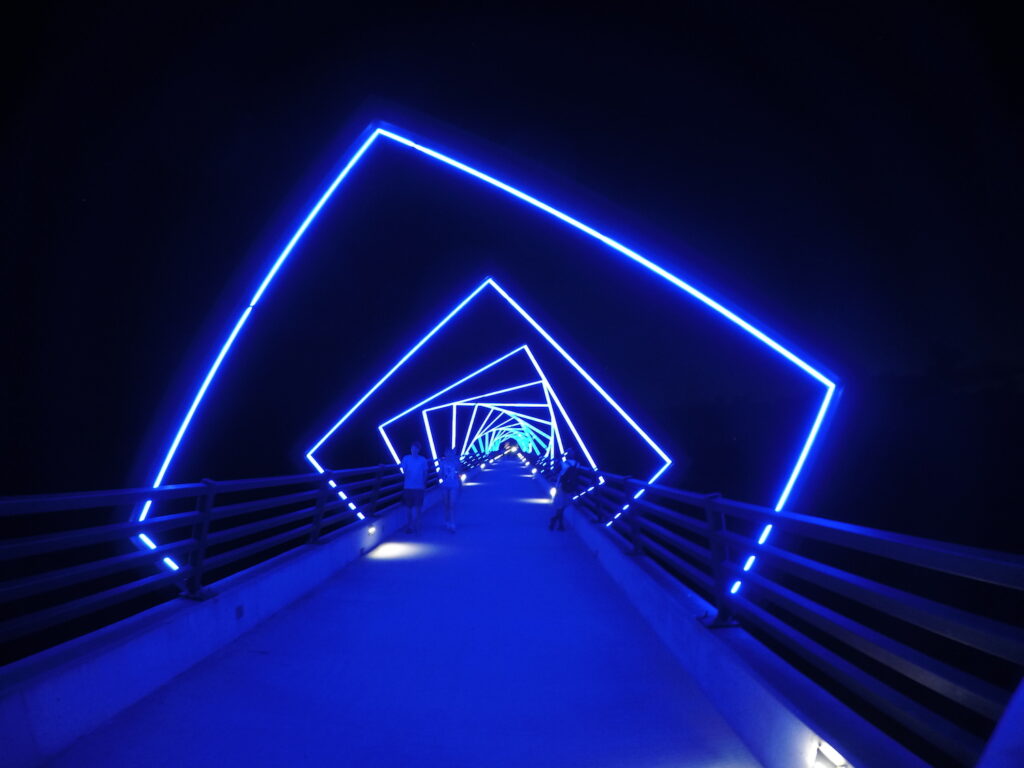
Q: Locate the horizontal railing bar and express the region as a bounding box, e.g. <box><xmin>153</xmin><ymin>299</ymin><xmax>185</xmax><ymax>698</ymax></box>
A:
<box><xmin>595</xmin><ymin>486</ymin><xmax>631</xmax><ymax>508</ymax></box>
<box><xmin>375</xmin><ymin>490</ymin><xmax>403</xmax><ymax>508</ymax></box>
<box><xmin>731</xmin><ymin>535</ymin><xmax>1024</xmax><ymax>664</ymax></box>
<box><xmin>573</xmin><ymin>495</ymin><xmax>598</xmax><ymax>520</ymax></box>
<box><xmin>201</xmin><ymin>524</ymin><xmax>318</xmax><ymax>573</ymax></box>
<box><xmin>0</xmin><ymin>467</ymin><xmax>396</xmax><ymax>516</ymax></box>
<box><xmin>344</xmin><ymin>484</ymin><xmax>389</xmax><ymax>506</ymax></box>
<box><xmin>315</xmin><ymin>472</ymin><xmax>405</xmax><ymax>517</ymax></box>
<box><xmin>0</xmin><ymin>567</ymin><xmax>188</xmax><ymax>644</ymax></box>
<box><xmin>200</xmin><ymin>472</ymin><xmax>320</xmax><ymax>493</ymax></box>
<box><xmin>368</xmin><ymin>493</ymin><xmax>404</xmax><ymax>514</ymax></box>
<box><xmin>205</xmin><ymin>506</ymin><xmax>317</xmax><ymax>548</ymax></box>
<box><xmin>729</xmin><ymin>593</ymin><xmax>985</xmax><ymax>766</ymax></box>
<box><xmin>638</xmin><ymin>532</ymin><xmax>715</xmax><ymax>593</ymax></box>
<box><xmin>314</xmin><ymin>474</ymin><xmax>403</xmax><ymax>517</ymax></box>
<box><xmin>208</xmin><ymin>467</ymin><xmax>387</xmax><ymax>494</ymax></box>
<box><xmin>320</xmin><ymin>498</ymin><xmax>352</xmax><ymax>517</ymax></box>
<box><xmin>210</xmin><ymin>488</ymin><xmax>320</xmax><ymax>521</ymax></box>
<box><xmin>640</xmin><ymin>482</ymin><xmax>711</xmax><ymax>508</ymax></box>
<box><xmin>0</xmin><ymin>483</ymin><xmax>206</xmax><ymax>515</ymax></box>
<box><xmin>716</xmin><ymin>499</ymin><xmax>1024</xmax><ymax>589</ymax></box>
<box><xmin>600</xmin><ymin>485</ymin><xmax>634</xmax><ymax>510</ymax></box>
<box><xmin>604</xmin><ymin>522</ymin><xmax>634</xmax><ymax>553</ymax></box>
<box><xmin>332</xmin><ymin>475</ymin><xmax>385</xmax><ymax>495</ymax></box>
<box><xmin>612</xmin><ymin>515</ymin><xmax>637</xmax><ymax>538</ymax></box>
<box><xmin>582</xmin><ymin>469</ymin><xmax>628</xmax><ymax>483</ymax></box>
<box><xmin>634</xmin><ymin>515</ymin><xmax>712</xmax><ymax>568</ymax></box>
<box><xmin>5</xmin><ymin>454</ymin><xmax>1020</xmax><ymax>768</ymax></box>
<box><xmin>633</xmin><ymin>497</ymin><xmax>710</xmax><ymax>537</ymax></box>
<box><xmin>577</xmin><ymin>494</ymin><xmax>607</xmax><ymax>520</ymax></box>
<box><xmin>729</xmin><ymin>562</ymin><xmax>1010</xmax><ymax>720</ymax></box>
<box><xmin>377</xmin><ymin>480</ymin><xmax>404</xmax><ymax>496</ymax></box>
<box><xmin>0</xmin><ymin>540</ymin><xmax>195</xmax><ymax>604</ymax></box>
<box><xmin>575</xmin><ymin>494</ymin><xmax>603</xmax><ymax>518</ymax></box>
<box><xmin>0</xmin><ymin>512</ymin><xmax>201</xmax><ymax>561</ymax></box>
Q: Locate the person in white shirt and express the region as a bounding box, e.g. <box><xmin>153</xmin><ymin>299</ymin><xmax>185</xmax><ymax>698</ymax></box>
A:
<box><xmin>400</xmin><ymin>442</ymin><xmax>428</xmax><ymax>533</ymax></box>
<box><xmin>439</xmin><ymin>446</ymin><xmax>462</xmax><ymax>532</ymax></box>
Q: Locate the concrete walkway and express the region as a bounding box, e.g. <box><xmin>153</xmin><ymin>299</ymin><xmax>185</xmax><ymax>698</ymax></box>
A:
<box><xmin>49</xmin><ymin>459</ymin><xmax>760</xmax><ymax>767</ymax></box>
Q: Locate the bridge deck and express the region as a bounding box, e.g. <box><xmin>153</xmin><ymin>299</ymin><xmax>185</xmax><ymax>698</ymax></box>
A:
<box><xmin>50</xmin><ymin>460</ymin><xmax>759</xmax><ymax>767</ymax></box>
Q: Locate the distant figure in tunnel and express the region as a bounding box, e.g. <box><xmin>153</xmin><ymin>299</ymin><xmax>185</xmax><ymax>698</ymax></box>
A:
<box><xmin>401</xmin><ymin>441</ymin><xmax>428</xmax><ymax>533</ymax></box>
<box><xmin>549</xmin><ymin>448</ymin><xmax>581</xmax><ymax>531</ymax></box>
<box><xmin>439</xmin><ymin>446</ymin><xmax>461</xmax><ymax>532</ymax></box>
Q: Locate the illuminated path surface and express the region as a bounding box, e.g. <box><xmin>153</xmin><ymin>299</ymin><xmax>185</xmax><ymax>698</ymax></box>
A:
<box><xmin>50</xmin><ymin>460</ymin><xmax>759</xmax><ymax>768</ymax></box>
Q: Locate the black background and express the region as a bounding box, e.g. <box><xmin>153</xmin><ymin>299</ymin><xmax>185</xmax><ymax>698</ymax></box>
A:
<box><xmin>3</xmin><ymin>3</ymin><xmax>1020</xmax><ymax>549</ymax></box>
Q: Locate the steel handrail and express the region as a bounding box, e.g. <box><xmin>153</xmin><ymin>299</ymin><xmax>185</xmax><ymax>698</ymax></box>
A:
<box><xmin>559</xmin><ymin>463</ymin><xmax>1024</xmax><ymax>767</ymax></box>
<box><xmin>0</xmin><ymin>463</ymin><xmax>416</xmax><ymax>660</ymax></box>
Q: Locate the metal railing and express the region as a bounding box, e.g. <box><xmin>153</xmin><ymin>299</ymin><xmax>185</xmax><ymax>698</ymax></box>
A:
<box><xmin>543</xmin><ymin>462</ymin><xmax>1024</xmax><ymax>767</ymax></box>
<box><xmin>0</xmin><ymin>458</ymin><xmax>477</xmax><ymax>665</ymax></box>
<box><xmin>5</xmin><ymin>453</ymin><xmax>1021</xmax><ymax>764</ymax></box>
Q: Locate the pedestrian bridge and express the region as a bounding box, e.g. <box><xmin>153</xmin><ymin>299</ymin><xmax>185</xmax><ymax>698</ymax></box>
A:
<box><xmin>1</xmin><ymin>454</ymin><xmax>1022</xmax><ymax>768</ymax></box>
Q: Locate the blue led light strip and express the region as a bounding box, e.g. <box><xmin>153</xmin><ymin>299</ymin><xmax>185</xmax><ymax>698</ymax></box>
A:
<box><xmin>462</xmin><ymin>407</ymin><xmax>549</xmax><ymax>455</ymax></box>
<box><xmin>139</xmin><ymin>123</ymin><xmax>834</xmax><ymax>595</ymax></box>
<box><xmin>465</xmin><ymin>407</ymin><xmax>511</xmax><ymax>454</ymax></box>
<box><xmin>469</xmin><ymin>409</ymin><xmax>525</xmax><ymax>454</ymax></box>
<box><xmin>422</xmin><ymin>401</ymin><xmax>553</xmax><ymax>462</ymax></box>
<box><xmin>376</xmin><ymin>352</ymin><xmax>538</xmax><ymax>463</ymax></box>
<box><xmin>426</xmin><ymin>404</ymin><xmax>550</xmax><ymax>464</ymax></box>
<box><xmin>424</xmin><ymin>395</ymin><xmax>549</xmax><ymax>464</ymax></box>
<box><xmin>461</xmin><ymin>404</ymin><xmax>480</xmax><ymax>458</ymax></box>
<box><xmin>378</xmin><ymin>374</ymin><xmax>547</xmax><ymax>465</ymax></box>
<box><xmin>335</xmin><ymin>284</ymin><xmax>662</xmax><ymax>533</ymax></box>
<box><xmin>369</xmin><ymin>337</ymin><xmax>620</xmax><ymax>481</ymax></box>
<box><xmin>376</xmin><ymin>354</ymin><xmax>581</xmax><ymax>475</ymax></box>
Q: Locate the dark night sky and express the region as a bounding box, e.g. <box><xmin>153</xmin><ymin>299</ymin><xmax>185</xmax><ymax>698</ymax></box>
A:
<box><xmin>2</xmin><ymin>4</ymin><xmax>1021</xmax><ymax>548</ymax></box>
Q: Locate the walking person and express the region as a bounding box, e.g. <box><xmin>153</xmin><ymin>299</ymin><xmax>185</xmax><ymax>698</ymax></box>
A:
<box><xmin>439</xmin><ymin>446</ymin><xmax>461</xmax><ymax>532</ymax></box>
<box><xmin>549</xmin><ymin>448</ymin><xmax>581</xmax><ymax>531</ymax></box>
<box><xmin>401</xmin><ymin>441</ymin><xmax>428</xmax><ymax>533</ymax></box>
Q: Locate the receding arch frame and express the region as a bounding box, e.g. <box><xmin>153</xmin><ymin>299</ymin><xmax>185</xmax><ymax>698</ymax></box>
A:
<box><xmin>135</xmin><ymin>122</ymin><xmax>837</xmax><ymax>594</ymax></box>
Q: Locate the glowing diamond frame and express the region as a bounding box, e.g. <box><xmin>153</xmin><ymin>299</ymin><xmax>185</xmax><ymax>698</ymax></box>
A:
<box><xmin>135</xmin><ymin>122</ymin><xmax>837</xmax><ymax>593</ymax></box>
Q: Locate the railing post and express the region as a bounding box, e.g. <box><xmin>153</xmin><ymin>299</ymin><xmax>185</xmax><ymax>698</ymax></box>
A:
<box><xmin>308</xmin><ymin>472</ymin><xmax>332</xmax><ymax>544</ymax></box>
<box><xmin>703</xmin><ymin>493</ymin><xmax>736</xmax><ymax>627</ymax></box>
<box><xmin>623</xmin><ymin>477</ymin><xmax>645</xmax><ymax>555</ymax></box>
<box><xmin>185</xmin><ymin>479</ymin><xmax>216</xmax><ymax>600</ymax></box>
<box><xmin>369</xmin><ymin>465</ymin><xmax>384</xmax><ymax>517</ymax></box>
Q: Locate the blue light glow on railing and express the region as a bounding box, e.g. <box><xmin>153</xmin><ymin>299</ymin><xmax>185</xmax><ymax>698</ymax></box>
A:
<box><xmin>136</xmin><ymin>122</ymin><xmax>835</xmax><ymax>582</ymax></box>
<box><xmin>305</xmin><ymin>454</ymin><xmax>366</xmax><ymax>520</ymax></box>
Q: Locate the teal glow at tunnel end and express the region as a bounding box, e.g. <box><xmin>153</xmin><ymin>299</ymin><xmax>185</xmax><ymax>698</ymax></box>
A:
<box><xmin>370</xmin><ymin>339</ymin><xmax>620</xmax><ymax>479</ymax></box>
<box><xmin>136</xmin><ymin>121</ymin><xmax>838</xmax><ymax>591</ymax></box>
<box><xmin>317</xmin><ymin>281</ymin><xmax>671</xmax><ymax>481</ymax></box>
